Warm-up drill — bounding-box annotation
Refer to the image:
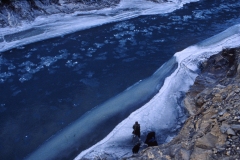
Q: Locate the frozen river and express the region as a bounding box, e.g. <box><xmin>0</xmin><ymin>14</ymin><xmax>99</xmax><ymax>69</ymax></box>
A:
<box><xmin>0</xmin><ymin>0</ymin><xmax>240</xmax><ymax>159</ymax></box>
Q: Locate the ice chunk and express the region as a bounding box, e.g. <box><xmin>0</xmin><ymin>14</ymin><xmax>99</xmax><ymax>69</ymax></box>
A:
<box><xmin>19</xmin><ymin>73</ymin><xmax>32</xmax><ymax>83</ymax></box>
<box><xmin>0</xmin><ymin>72</ymin><xmax>14</xmax><ymax>83</ymax></box>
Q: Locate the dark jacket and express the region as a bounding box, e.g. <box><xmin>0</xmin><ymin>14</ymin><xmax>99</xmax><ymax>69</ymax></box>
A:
<box><xmin>132</xmin><ymin>122</ymin><xmax>140</xmax><ymax>138</ymax></box>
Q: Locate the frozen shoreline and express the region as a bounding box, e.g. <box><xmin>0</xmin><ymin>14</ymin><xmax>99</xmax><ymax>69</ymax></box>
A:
<box><xmin>0</xmin><ymin>0</ymin><xmax>199</xmax><ymax>53</ymax></box>
<box><xmin>75</xmin><ymin>24</ymin><xmax>240</xmax><ymax>159</ymax></box>
<box><xmin>125</xmin><ymin>46</ymin><xmax>240</xmax><ymax>159</ymax></box>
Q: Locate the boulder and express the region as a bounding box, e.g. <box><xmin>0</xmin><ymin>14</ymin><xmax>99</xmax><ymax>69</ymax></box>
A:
<box><xmin>231</xmin><ymin>124</ymin><xmax>240</xmax><ymax>131</ymax></box>
<box><xmin>195</xmin><ymin>133</ymin><xmax>218</xmax><ymax>149</ymax></box>
<box><xmin>220</xmin><ymin>123</ymin><xmax>230</xmax><ymax>134</ymax></box>
<box><xmin>226</xmin><ymin>128</ymin><xmax>236</xmax><ymax>136</ymax></box>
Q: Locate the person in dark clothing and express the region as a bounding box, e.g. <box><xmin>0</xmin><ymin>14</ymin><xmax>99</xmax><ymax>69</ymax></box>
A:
<box><xmin>132</xmin><ymin>142</ymin><xmax>141</xmax><ymax>154</ymax></box>
<box><xmin>144</xmin><ymin>131</ymin><xmax>158</xmax><ymax>146</ymax></box>
<box><xmin>132</xmin><ymin>121</ymin><xmax>140</xmax><ymax>138</ymax></box>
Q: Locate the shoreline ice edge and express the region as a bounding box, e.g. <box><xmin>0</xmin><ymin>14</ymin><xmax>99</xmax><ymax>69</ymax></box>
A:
<box><xmin>76</xmin><ymin>24</ymin><xmax>240</xmax><ymax>159</ymax></box>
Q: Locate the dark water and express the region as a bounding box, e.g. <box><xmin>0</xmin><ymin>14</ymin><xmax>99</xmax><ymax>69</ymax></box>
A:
<box><xmin>0</xmin><ymin>0</ymin><xmax>240</xmax><ymax>159</ymax></box>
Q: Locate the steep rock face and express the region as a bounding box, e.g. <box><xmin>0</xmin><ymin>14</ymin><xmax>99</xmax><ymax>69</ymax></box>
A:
<box><xmin>124</xmin><ymin>47</ymin><xmax>240</xmax><ymax>160</ymax></box>
<box><xmin>0</xmin><ymin>0</ymin><xmax>120</xmax><ymax>27</ymax></box>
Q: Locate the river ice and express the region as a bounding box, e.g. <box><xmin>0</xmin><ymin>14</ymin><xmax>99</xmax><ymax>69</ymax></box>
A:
<box><xmin>1</xmin><ymin>0</ymin><xmax>240</xmax><ymax>160</ymax></box>
<box><xmin>0</xmin><ymin>0</ymin><xmax>199</xmax><ymax>53</ymax></box>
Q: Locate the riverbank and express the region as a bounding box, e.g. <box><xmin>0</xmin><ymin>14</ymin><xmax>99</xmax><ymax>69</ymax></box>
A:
<box><xmin>125</xmin><ymin>47</ymin><xmax>240</xmax><ymax>159</ymax></box>
<box><xmin>0</xmin><ymin>0</ymin><xmax>170</xmax><ymax>28</ymax></box>
<box><xmin>0</xmin><ymin>0</ymin><xmax>120</xmax><ymax>27</ymax></box>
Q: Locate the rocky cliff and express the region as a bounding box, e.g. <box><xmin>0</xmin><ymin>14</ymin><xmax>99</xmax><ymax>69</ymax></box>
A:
<box><xmin>125</xmin><ymin>47</ymin><xmax>240</xmax><ymax>160</ymax></box>
<box><xmin>0</xmin><ymin>0</ymin><xmax>120</xmax><ymax>27</ymax></box>
<box><xmin>0</xmin><ymin>0</ymin><xmax>168</xmax><ymax>28</ymax></box>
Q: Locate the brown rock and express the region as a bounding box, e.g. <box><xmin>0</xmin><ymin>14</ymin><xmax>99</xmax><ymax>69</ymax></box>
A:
<box><xmin>175</xmin><ymin>149</ymin><xmax>190</xmax><ymax>160</ymax></box>
<box><xmin>196</xmin><ymin>96</ymin><xmax>205</xmax><ymax>107</ymax></box>
<box><xmin>190</xmin><ymin>148</ymin><xmax>212</xmax><ymax>160</ymax></box>
<box><xmin>195</xmin><ymin>133</ymin><xmax>218</xmax><ymax>149</ymax></box>
<box><xmin>212</xmin><ymin>94</ymin><xmax>222</xmax><ymax>103</ymax></box>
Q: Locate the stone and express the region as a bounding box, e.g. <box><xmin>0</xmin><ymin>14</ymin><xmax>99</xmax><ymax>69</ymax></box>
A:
<box><xmin>226</xmin><ymin>141</ymin><xmax>231</xmax><ymax>145</ymax></box>
<box><xmin>232</xmin><ymin>136</ymin><xmax>238</xmax><ymax>140</ymax></box>
<box><xmin>231</xmin><ymin>124</ymin><xmax>240</xmax><ymax>131</ymax></box>
<box><xmin>235</xmin><ymin>88</ymin><xmax>240</xmax><ymax>93</ymax></box>
<box><xmin>213</xmin><ymin>148</ymin><xmax>218</xmax><ymax>154</ymax></box>
<box><xmin>220</xmin><ymin>123</ymin><xmax>230</xmax><ymax>133</ymax></box>
<box><xmin>213</xmin><ymin>94</ymin><xmax>222</xmax><ymax>102</ymax></box>
<box><xmin>196</xmin><ymin>97</ymin><xmax>205</xmax><ymax>107</ymax></box>
<box><xmin>191</xmin><ymin>148</ymin><xmax>213</xmax><ymax>160</ymax></box>
<box><xmin>227</xmin><ymin>128</ymin><xmax>236</xmax><ymax>136</ymax></box>
<box><xmin>218</xmin><ymin>110</ymin><xmax>226</xmax><ymax>116</ymax></box>
<box><xmin>211</xmin><ymin>114</ymin><xmax>217</xmax><ymax>119</ymax></box>
<box><xmin>176</xmin><ymin>149</ymin><xmax>190</xmax><ymax>160</ymax></box>
<box><xmin>219</xmin><ymin>117</ymin><xmax>227</xmax><ymax>122</ymax></box>
<box><xmin>225</xmin><ymin>108</ymin><xmax>230</xmax><ymax>112</ymax></box>
<box><xmin>195</xmin><ymin>133</ymin><xmax>218</xmax><ymax>149</ymax></box>
<box><xmin>221</xmin><ymin>92</ymin><xmax>228</xmax><ymax>99</ymax></box>
<box><xmin>226</xmin><ymin>150</ymin><xmax>231</xmax><ymax>156</ymax></box>
<box><xmin>217</xmin><ymin>147</ymin><xmax>225</xmax><ymax>152</ymax></box>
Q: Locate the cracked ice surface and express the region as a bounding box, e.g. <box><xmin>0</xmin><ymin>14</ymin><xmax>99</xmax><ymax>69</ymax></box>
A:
<box><xmin>75</xmin><ymin>24</ymin><xmax>240</xmax><ymax>159</ymax></box>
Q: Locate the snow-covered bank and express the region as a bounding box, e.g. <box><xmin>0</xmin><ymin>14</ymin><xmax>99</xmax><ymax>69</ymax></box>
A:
<box><xmin>127</xmin><ymin>46</ymin><xmax>240</xmax><ymax>159</ymax></box>
<box><xmin>0</xmin><ymin>0</ymin><xmax>198</xmax><ymax>53</ymax></box>
<box><xmin>75</xmin><ymin>24</ymin><xmax>240</xmax><ymax>159</ymax></box>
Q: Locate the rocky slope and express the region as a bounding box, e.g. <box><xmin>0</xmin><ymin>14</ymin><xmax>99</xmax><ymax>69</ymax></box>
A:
<box><xmin>125</xmin><ymin>47</ymin><xmax>240</xmax><ymax>160</ymax></box>
<box><xmin>0</xmin><ymin>0</ymin><xmax>120</xmax><ymax>27</ymax></box>
<box><xmin>0</xmin><ymin>0</ymin><xmax>168</xmax><ymax>28</ymax></box>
